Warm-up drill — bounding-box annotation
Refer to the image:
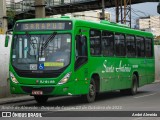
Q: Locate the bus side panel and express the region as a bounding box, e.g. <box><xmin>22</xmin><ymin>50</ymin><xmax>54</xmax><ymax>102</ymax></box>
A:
<box><xmin>146</xmin><ymin>58</ymin><xmax>155</xmax><ymax>84</ymax></box>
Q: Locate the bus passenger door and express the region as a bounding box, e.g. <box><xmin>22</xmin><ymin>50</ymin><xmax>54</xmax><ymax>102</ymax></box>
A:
<box><xmin>74</xmin><ymin>27</ymin><xmax>90</xmax><ymax>95</ymax></box>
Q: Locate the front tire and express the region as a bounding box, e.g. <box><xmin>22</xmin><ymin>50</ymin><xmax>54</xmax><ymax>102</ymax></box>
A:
<box><xmin>34</xmin><ymin>95</ymin><xmax>48</xmax><ymax>104</ymax></box>
<box><xmin>82</xmin><ymin>79</ymin><xmax>96</xmax><ymax>103</ymax></box>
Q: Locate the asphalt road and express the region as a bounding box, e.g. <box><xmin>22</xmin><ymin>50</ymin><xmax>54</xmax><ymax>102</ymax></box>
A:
<box><xmin>0</xmin><ymin>82</ymin><xmax>160</xmax><ymax>120</ymax></box>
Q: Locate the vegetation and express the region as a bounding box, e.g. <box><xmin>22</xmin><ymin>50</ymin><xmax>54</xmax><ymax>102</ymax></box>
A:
<box><xmin>7</xmin><ymin>9</ymin><xmax>16</xmax><ymax>29</ymax></box>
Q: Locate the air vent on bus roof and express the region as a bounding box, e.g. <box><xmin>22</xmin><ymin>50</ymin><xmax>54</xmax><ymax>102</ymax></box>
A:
<box><xmin>61</xmin><ymin>16</ymin><xmax>70</xmax><ymax>18</ymax></box>
<box><xmin>100</xmin><ymin>20</ymin><xmax>110</xmax><ymax>24</ymax></box>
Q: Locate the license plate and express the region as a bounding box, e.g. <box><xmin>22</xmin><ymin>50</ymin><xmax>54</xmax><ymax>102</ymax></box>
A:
<box><xmin>32</xmin><ymin>90</ymin><xmax>43</xmax><ymax>95</ymax></box>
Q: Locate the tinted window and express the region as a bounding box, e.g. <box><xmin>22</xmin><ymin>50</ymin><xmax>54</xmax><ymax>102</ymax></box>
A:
<box><xmin>136</xmin><ymin>37</ymin><xmax>145</xmax><ymax>57</ymax></box>
<box><xmin>145</xmin><ymin>38</ymin><xmax>153</xmax><ymax>57</ymax></box>
<box><xmin>90</xmin><ymin>29</ymin><xmax>101</xmax><ymax>56</ymax></box>
<box><xmin>102</xmin><ymin>31</ymin><xmax>114</xmax><ymax>56</ymax></box>
<box><xmin>115</xmin><ymin>33</ymin><xmax>126</xmax><ymax>56</ymax></box>
<box><xmin>126</xmin><ymin>35</ymin><xmax>136</xmax><ymax>57</ymax></box>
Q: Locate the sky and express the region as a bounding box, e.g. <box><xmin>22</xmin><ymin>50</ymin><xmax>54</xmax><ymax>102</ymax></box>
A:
<box><xmin>107</xmin><ymin>2</ymin><xmax>159</xmax><ymax>25</ymax></box>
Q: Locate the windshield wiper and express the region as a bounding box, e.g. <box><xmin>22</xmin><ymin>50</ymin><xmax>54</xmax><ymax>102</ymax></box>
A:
<box><xmin>40</xmin><ymin>32</ymin><xmax>57</xmax><ymax>57</ymax></box>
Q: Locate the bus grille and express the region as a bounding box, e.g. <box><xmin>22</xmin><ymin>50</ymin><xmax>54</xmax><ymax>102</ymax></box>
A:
<box><xmin>21</xmin><ymin>86</ymin><xmax>54</xmax><ymax>94</ymax></box>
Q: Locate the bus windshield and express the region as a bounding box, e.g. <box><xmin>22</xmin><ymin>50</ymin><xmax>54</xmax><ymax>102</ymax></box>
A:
<box><xmin>11</xmin><ymin>33</ymin><xmax>71</xmax><ymax>71</ymax></box>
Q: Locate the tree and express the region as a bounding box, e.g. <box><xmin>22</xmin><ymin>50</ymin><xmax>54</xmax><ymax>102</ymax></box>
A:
<box><xmin>7</xmin><ymin>9</ymin><xmax>16</xmax><ymax>29</ymax></box>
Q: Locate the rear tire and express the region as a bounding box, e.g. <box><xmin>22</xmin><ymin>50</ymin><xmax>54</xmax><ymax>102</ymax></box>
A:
<box><xmin>120</xmin><ymin>74</ymin><xmax>138</xmax><ymax>95</ymax></box>
<box><xmin>82</xmin><ymin>79</ymin><xmax>96</xmax><ymax>103</ymax></box>
<box><xmin>129</xmin><ymin>74</ymin><xmax>138</xmax><ymax>95</ymax></box>
<box><xmin>34</xmin><ymin>95</ymin><xmax>48</xmax><ymax>104</ymax></box>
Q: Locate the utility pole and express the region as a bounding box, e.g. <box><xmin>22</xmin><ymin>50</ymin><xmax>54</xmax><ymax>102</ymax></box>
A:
<box><xmin>115</xmin><ymin>0</ymin><xmax>120</xmax><ymax>23</ymax></box>
<box><xmin>34</xmin><ymin>0</ymin><xmax>46</xmax><ymax>18</ymax></box>
<box><xmin>101</xmin><ymin>0</ymin><xmax>105</xmax><ymax>20</ymax></box>
<box><xmin>61</xmin><ymin>0</ymin><xmax>64</xmax><ymax>16</ymax></box>
<box><xmin>0</xmin><ymin>0</ymin><xmax>7</xmax><ymax>34</ymax></box>
<box><xmin>115</xmin><ymin>0</ymin><xmax>131</xmax><ymax>28</ymax></box>
<box><xmin>158</xmin><ymin>0</ymin><xmax>160</xmax><ymax>14</ymax></box>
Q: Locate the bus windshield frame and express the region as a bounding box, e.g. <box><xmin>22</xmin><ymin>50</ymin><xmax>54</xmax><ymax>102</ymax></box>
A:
<box><xmin>11</xmin><ymin>32</ymin><xmax>72</xmax><ymax>71</ymax></box>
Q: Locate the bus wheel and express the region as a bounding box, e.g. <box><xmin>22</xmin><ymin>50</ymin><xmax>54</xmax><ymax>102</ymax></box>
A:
<box><xmin>34</xmin><ymin>95</ymin><xmax>48</xmax><ymax>104</ymax></box>
<box><xmin>130</xmin><ymin>74</ymin><xmax>138</xmax><ymax>95</ymax></box>
<box><xmin>120</xmin><ymin>74</ymin><xmax>138</xmax><ymax>95</ymax></box>
<box><xmin>83</xmin><ymin>79</ymin><xmax>96</xmax><ymax>103</ymax></box>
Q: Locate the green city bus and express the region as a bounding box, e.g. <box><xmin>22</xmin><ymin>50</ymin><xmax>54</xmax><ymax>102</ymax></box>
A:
<box><xmin>5</xmin><ymin>16</ymin><xmax>155</xmax><ymax>103</ymax></box>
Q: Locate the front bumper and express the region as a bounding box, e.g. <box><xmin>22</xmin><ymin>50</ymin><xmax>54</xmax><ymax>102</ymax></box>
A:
<box><xmin>10</xmin><ymin>79</ymin><xmax>89</xmax><ymax>96</ymax></box>
<box><xmin>10</xmin><ymin>81</ymin><xmax>76</xmax><ymax>96</ymax></box>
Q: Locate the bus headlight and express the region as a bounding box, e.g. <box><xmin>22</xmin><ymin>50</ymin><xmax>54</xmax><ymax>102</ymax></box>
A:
<box><xmin>10</xmin><ymin>72</ymin><xmax>19</xmax><ymax>84</ymax></box>
<box><xmin>58</xmin><ymin>72</ymin><xmax>71</xmax><ymax>85</ymax></box>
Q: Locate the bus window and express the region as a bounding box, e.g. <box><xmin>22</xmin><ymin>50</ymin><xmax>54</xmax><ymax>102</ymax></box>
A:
<box><xmin>145</xmin><ymin>38</ymin><xmax>153</xmax><ymax>57</ymax></box>
<box><xmin>126</xmin><ymin>35</ymin><xmax>136</xmax><ymax>57</ymax></box>
<box><xmin>75</xmin><ymin>35</ymin><xmax>88</xmax><ymax>70</ymax></box>
<box><xmin>90</xmin><ymin>29</ymin><xmax>101</xmax><ymax>56</ymax></box>
<box><xmin>115</xmin><ymin>33</ymin><xmax>126</xmax><ymax>56</ymax></box>
<box><xmin>102</xmin><ymin>31</ymin><xmax>114</xmax><ymax>56</ymax></box>
<box><xmin>136</xmin><ymin>37</ymin><xmax>145</xmax><ymax>57</ymax></box>
<box><xmin>76</xmin><ymin>35</ymin><xmax>87</xmax><ymax>57</ymax></box>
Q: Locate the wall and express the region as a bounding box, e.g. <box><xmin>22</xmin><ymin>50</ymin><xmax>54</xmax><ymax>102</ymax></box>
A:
<box><xmin>155</xmin><ymin>45</ymin><xmax>160</xmax><ymax>80</ymax></box>
<box><xmin>0</xmin><ymin>0</ymin><xmax>7</xmax><ymax>34</ymax></box>
<box><xmin>0</xmin><ymin>35</ymin><xmax>11</xmax><ymax>97</ymax></box>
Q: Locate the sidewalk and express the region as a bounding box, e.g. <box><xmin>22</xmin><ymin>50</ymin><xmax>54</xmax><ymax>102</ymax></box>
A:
<box><xmin>0</xmin><ymin>80</ymin><xmax>159</xmax><ymax>105</ymax></box>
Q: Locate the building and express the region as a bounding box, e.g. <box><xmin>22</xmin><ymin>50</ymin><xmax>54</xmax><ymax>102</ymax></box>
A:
<box><xmin>136</xmin><ymin>16</ymin><xmax>160</xmax><ymax>37</ymax></box>
<box><xmin>6</xmin><ymin>0</ymin><xmax>15</xmax><ymax>10</ymax></box>
<box><xmin>52</xmin><ymin>10</ymin><xmax>111</xmax><ymax>22</ymax></box>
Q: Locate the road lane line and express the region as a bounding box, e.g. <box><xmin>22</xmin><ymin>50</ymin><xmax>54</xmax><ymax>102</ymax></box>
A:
<box><xmin>134</xmin><ymin>93</ymin><xmax>157</xmax><ymax>99</ymax></box>
<box><xmin>132</xmin><ymin>117</ymin><xmax>143</xmax><ymax>120</ymax></box>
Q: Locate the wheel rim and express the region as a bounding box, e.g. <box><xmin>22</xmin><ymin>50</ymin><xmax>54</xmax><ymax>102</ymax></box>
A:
<box><xmin>132</xmin><ymin>76</ymin><xmax>137</xmax><ymax>93</ymax></box>
<box><xmin>89</xmin><ymin>84</ymin><xmax>95</xmax><ymax>97</ymax></box>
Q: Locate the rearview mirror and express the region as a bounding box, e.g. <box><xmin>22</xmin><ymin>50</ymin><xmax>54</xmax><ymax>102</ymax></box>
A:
<box><xmin>5</xmin><ymin>35</ymin><xmax>9</xmax><ymax>47</ymax></box>
<box><xmin>5</xmin><ymin>29</ymin><xmax>13</xmax><ymax>47</ymax></box>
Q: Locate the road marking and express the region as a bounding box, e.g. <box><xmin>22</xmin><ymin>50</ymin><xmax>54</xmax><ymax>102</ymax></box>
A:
<box><xmin>134</xmin><ymin>93</ymin><xmax>157</xmax><ymax>99</ymax></box>
<box><xmin>132</xmin><ymin>117</ymin><xmax>143</xmax><ymax>120</ymax></box>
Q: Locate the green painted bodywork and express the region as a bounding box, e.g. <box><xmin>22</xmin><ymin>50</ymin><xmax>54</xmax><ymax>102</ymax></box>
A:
<box><xmin>9</xmin><ymin>17</ymin><xmax>155</xmax><ymax>96</ymax></box>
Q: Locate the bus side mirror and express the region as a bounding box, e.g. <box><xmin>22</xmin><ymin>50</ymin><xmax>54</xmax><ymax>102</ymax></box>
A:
<box><xmin>5</xmin><ymin>35</ymin><xmax>9</xmax><ymax>47</ymax></box>
<box><xmin>5</xmin><ymin>29</ymin><xmax>13</xmax><ymax>47</ymax></box>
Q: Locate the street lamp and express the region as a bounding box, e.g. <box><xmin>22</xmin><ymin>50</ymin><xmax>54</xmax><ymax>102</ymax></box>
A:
<box><xmin>158</xmin><ymin>1</ymin><xmax>160</xmax><ymax>14</ymax></box>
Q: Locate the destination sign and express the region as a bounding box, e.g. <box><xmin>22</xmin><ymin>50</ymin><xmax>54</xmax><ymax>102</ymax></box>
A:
<box><xmin>15</xmin><ymin>21</ymin><xmax>72</xmax><ymax>31</ymax></box>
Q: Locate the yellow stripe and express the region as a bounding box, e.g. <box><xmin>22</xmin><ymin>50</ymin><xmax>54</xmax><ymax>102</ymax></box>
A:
<box><xmin>44</xmin><ymin>62</ymin><xmax>64</xmax><ymax>67</ymax></box>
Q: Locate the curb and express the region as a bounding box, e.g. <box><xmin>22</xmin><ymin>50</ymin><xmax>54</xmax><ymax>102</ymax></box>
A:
<box><xmin>153</xmin><ymin>80</ymin><xmax>160</xmax><ymax>84</ymax></box>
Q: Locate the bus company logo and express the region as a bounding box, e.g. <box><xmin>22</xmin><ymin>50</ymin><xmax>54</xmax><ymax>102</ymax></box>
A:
<box><xmin>102</xmin><ymin>60</ymin><xmax>132</xmax><ymax>73</ymax></box>
<box><xmin>2</xmin><ymin>112</ymin><xmax>11</xmax><ymax>117</ymax></box>
<box><xmin>102</xmin><ymin>60</ymin><xmax>114</xmax><ymax>73</ymax></box>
